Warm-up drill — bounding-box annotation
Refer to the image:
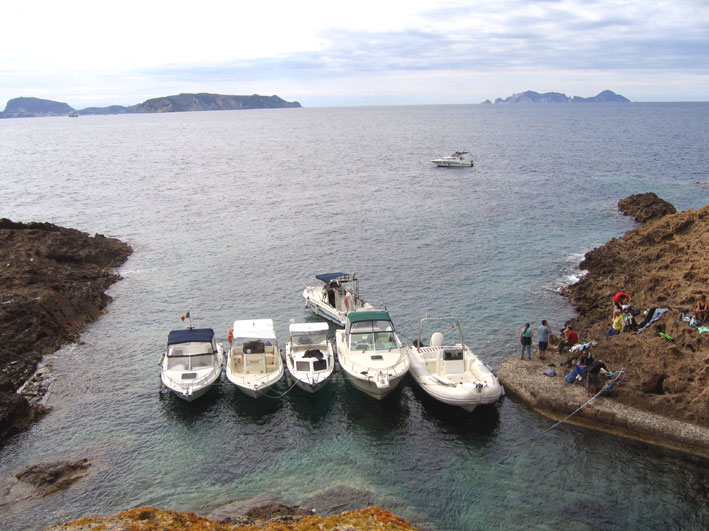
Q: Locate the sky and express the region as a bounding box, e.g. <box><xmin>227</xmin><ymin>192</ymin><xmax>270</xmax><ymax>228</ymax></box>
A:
<box><xmin>1</xmin><ymin>0</ymin><xmax>707</xmax><ymax>109</ymax></box>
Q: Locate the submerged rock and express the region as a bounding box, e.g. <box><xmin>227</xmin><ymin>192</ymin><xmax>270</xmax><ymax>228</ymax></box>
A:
<box><xmin>15</xmin><ymin>459</ymin><xmax>91</xmax><ymax>496</ymax></box>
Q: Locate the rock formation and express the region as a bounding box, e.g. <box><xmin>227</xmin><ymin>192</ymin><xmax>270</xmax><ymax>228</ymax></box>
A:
<box><xmin>0</xmin><ymin>97</ymin><xmax>74</xmax><ymax>118</ymax></box>
<box><xmin>618</xmin><ymin>192</ymin><xmax>677</xmax><ymax>223</ymax></box>
<box><xmin>498</xmin><ymin>198</ymin><xmax>709</xmax><ymax>456</ymax></box>
<box><xmin>491</xmin><ymin>90</ymin><xmax>630</xmax><ymax>104</ymax></box>
<box><xmin>1</xmin><ymin>93</ymin><xmax>301</xmax><ymax>118</ymax></box>
<box><xmin>42</xmin><ymin>505</ymin><xmax>418</xmax><ymax>530</ymax></box>
<box><xmin>0</xmin><ymin>219</ymin><xmax>131</xmax><ymax>444</ymax></box>
<box><xmin>132</xmin><ymin>93</ymin><xmax>301</xmax><ymax>113</ymax></box>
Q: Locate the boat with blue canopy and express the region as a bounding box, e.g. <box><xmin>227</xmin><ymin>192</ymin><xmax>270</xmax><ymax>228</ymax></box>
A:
<box><xmin>302</xmin><ymin>272</ymin><xmax>374</xmax><ymax>326</ymax></box>
<box><xmin>159</xmin><ymin>327</ymin><xmax>224</xmax><ymax>401</ymax></box>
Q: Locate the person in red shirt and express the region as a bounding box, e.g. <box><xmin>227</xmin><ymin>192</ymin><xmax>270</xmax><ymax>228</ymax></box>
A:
<box><xmin>556</xmin><ymin>324</ymin><xmax>579</xmax><ymax>354</ymax></box>
<box><xmin>613</xmin><ymin>291</ymin><xmax>631</xmax><ymax>310</ymax></box>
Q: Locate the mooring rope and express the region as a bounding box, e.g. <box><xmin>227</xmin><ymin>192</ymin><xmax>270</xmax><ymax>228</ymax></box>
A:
<box><xmin>510</xmin><ymin>370</ymin><xmax>626</xmax><ymax>448</ymax></box>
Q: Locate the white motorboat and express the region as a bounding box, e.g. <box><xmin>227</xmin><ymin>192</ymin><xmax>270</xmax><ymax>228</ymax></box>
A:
<box><xmin>408</xmin><ymin>317</ymin><xmax>503</xmax><ymax>412</ymax></box>
<box><xmin>335</xmin><ymin>310</ymin><xmax>410</xmax><ymax>400</ymax></box>
<box><xmin>225</xmin><ymin>319</ymin><xmax>284</xmax><ymax>398</ymax></box>
<box><xmin>431</xmin><ymin>150</ymin><xmax>474</xmax><ymax>167</ymax></box>
<box><xmin>303</xmin><ymin>272</ymin><xmax>373</xmax><ymax>326</ymax></box>
<box><xmin>284</xmin><ymin>322</ymin><xmax>335</xmax><ymax>393</ymax></box>
<box><xmin>159</xmin><ymin>327</ymin><xmax>224</xmax><ymax>401</ymax></box>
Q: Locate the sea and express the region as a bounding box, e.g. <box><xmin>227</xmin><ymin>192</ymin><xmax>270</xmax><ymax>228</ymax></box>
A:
<box><xmin>0</xmin><ymin>103</ymin><xmax>707</xmax><ymax>530</ymax></box>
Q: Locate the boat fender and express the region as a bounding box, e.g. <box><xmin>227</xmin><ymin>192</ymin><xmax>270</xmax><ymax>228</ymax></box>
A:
<box><xmin>228</xmin><ymin>328</ymin><xmax>233</xmax><ymax>343</ymax></box>
<box><xmin>158</xmin><ymin>375</ymin><xmax>162</xmax><ymax>389</ymax></box>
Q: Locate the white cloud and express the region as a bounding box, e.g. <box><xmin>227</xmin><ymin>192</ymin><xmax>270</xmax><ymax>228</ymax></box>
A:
<box><xmin>1</xmin><ymin>0</ymin><xmax>707</xmax><ymax>108</ymax></box>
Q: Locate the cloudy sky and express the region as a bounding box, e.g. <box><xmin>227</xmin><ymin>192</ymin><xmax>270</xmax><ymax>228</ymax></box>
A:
<box><xmin>1</xmin><ymin>0</ymin><xmax>707</xmax><ymax>109</ymax></box>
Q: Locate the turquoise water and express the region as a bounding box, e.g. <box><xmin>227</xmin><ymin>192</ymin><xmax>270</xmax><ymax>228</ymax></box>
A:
<box><xmin>0</xmin><ymin>104</ymin><xmax>707</xmax><ymax>530</ymax></box>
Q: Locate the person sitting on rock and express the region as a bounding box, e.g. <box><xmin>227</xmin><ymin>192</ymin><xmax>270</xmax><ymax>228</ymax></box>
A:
<box><xmin>556</xmin><ymin>324</ymin><xmax>579</xmax><ymax>354</ymax></box>
<box><xmin>691</xmin><ymin>294</ymin><xmax>707</xmax><ymax>324</ymax></box>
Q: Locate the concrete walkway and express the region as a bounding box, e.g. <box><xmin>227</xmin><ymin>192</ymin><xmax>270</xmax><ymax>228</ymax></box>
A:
<box><xmin>497</xmin><ymin>351</ymin><xmax>709</xmax><ymax>460</ymax></box>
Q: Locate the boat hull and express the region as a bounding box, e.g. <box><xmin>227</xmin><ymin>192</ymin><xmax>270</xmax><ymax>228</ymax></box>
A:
<box><xmin>432</xmin><ymin>160</ymin><xmax>473</xmax><ymax>167</ymax></box>
<box><xmin>303</xmin><ymin>295</ymin><xmax>346</xmax><ymax>326</ymax></box>
<box><xmin>160</xmin><ymin>371</ymin><xmax>220</xmax><ymax>402</ymax></box>
<box><xmin>225</xmin><ymin>368</ymin><xmax>283</xmax><ymax>398</ymax></box>
<box><xmin>341</xmin><ymin>369</ymin><xmax>405</xmax><ymax>400</ymax></box>
<box><xmin>408</xmin><ymin>347</ymin><xmax>503</xmax><ymax>411</ymax></box>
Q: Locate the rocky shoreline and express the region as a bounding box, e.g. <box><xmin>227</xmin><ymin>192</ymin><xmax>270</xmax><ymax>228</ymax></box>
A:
<box><xmin>0</xmin><ymin>219</ymin><xmax>132</xmax><ymax>444</ymax></box>
<box><xmin>498</xmin><ymin>195</ymin><xmax>709</xmax><ymax>458</ymax></box>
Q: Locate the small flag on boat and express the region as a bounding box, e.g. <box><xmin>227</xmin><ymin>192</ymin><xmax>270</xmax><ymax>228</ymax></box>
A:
<box><xmin>181</xmin><ymin>311</ymin><xmax>190</xmax><ymax>321</ymax></box>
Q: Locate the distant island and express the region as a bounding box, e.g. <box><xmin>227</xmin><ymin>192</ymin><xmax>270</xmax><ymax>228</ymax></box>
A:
<box><xmin>482</xmin><ymin>90</ymin><xmax>630</xmax><ymax>104</ymax></box>
<box><xmin>0</xmin><ymin>93</ymin><xmax>302</xmax><ymax>118</ymax></box>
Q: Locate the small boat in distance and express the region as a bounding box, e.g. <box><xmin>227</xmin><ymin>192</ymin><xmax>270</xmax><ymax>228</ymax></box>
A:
<box><xmin>284</xmin><ymin>322</ymin><xmax>335</xmax><ymax>393</ymax></box>
<box><xmin>335</xmin><ymin>310</ymin><xmax>410</xmax><ymax>400</ymax></box>
<box><xmin>407</xmin><ymin>317</ymin><xmax>503</xmax><ymax>411</ymax></box>
<box><xmin>303</xmin><ymin>272</ymin><xmax>374</xmax><ymax>326</ymax></box>
<box><xmin>431</xmin><ymin>151</ymin><xmax>474</xmax><ymax>167</ymax></box>
<box><xmin>159</xmin><ymin>327</ymin><xmax>224</xmax><ymax>401</ymax></box>
<box><xmin>225</xmin><ymin>319</ymin><xmax>284</xmax><ymax>398</ymax></box>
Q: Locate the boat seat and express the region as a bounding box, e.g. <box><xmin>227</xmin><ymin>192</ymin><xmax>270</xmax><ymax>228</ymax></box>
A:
<box><xmin>243</xmin><ymin>352</ymin><xmax>266</xmax><ymax>374</ymax></box>
<box><xmin>430</xmin><ymin>332</ymin><xmax>444</xmax><ymax>347</ymax></box>
<box><xmin>243</xmin><ymin>340</ymin><xmax>265</xmax><ymax>354</ymax></box>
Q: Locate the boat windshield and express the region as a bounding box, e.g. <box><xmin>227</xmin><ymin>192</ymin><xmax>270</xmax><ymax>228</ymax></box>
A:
<box><xmin>293</xmin><ymin>333</ymin><xmax>328</xmax><ymax>347</ymax></box>
<box><xmin>350</xmin><ymin>319</ymin><xmax>394</xmax><ymax>333</ymax></box>
<box><xmin>166</xmin><ymin>342</ymin><xmax>216</xmax><ymax>370</ymax></box>
<box><xmin>350</xmin><ymin>330</ymin><xmax>397</xmax><ymax>351</ymax></box>
<box><xmin>168</xmin><ymin>341</ymin><xmax>214</xmax><ymax>356</ymax></box>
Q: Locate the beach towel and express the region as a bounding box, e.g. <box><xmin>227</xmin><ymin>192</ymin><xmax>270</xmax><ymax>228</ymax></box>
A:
<box><xmin>698</xmin><ymin>326</ymin><xmax>709</xmax><ymax>334</ymax></box>
<box><xmin>636</xmin><ymin>308</ymin><xmax>668</xmax><ymax>333</ymax></box>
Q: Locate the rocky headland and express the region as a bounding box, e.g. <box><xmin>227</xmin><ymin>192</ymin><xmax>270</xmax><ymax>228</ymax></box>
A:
<box><xmin>483</xmin><ymin>89</ymin><xmax>630</xmax><ymax>104</ymax></box>
<box><xmin>0</xmin><ymin>219</ymin><xmax>131</xmax><ymax>444</ymax></box>
<box><xmin>0</xmin><ymin>93</ymin><xmax>302</xmax><ymax>118</ymax></box>
<box><xmin>498</xmin><ymin>194</ymin><xmax>709</xmax><ymax>457</ymax></box>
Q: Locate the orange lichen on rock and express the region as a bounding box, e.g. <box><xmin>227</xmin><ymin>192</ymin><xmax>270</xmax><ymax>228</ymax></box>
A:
<box><xmin>44</xmin><ymin>505</ymin><xmax>418</xmax><ymax>530</ymax></box>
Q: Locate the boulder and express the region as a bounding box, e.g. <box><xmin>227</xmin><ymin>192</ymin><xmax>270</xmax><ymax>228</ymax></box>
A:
<box><xmin>618</xmin><ymin>192</ymin><xmax>677</xmax><ymax>223</ymax></box>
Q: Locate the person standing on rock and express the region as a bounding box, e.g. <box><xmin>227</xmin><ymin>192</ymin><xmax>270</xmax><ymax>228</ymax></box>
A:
<box><xmin>613</xmin><ymin>291</ymin><xmax>631</xmax><ymax>310</ymax></box>
<box><xmin>520</xmin><ymin>323</ymin><xmax>533</xmax><ymax>360</ymax></box>
<box><xmin>537</xmin><ymin>320</ymin><xmax>551</xmax><ymax>360</ymax></box>
<box><xmin>586</xmin><ymin>359</ymin><xmax>608</xmax><ymax>394</ymax></box>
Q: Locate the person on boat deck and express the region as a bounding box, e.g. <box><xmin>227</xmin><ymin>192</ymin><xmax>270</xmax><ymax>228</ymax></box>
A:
<box><xmin>537</xmin><ymin>320</ymin><xmax>551</xmax><ymax>360</ymax></box>
<box><xmin>692</xmin><ymin>294</ymin><xmax>707</xmax><ymax>323</ymax></box>
<box><xmin>555</xmin><ymin>324</ymin><xmax>579</xmax><ymax>353</ymax></box>
<box><xmin>520</xmin><ymin>323</ymin><xmax>533</xmax><ymax>360</ymax></box>
<box><xmin>613</xmin><ymin>291</ymin><xmax>631</xmax><ymax>311</ymax></box>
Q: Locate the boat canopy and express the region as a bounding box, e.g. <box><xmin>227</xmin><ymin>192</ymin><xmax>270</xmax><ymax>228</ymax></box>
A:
<box><xmin>315</xmin><ymin>272</ymin><xmax>351</xmax><ymax>284</ymax></box>
<box><xmin>289</xmin><ymin>322</ymin><xmax>329</xmax><ymax>334</ymax></box>
<box><xmin>232</xmin><ymin>319</ymin><xmax>276</xmax><ymax>339</ymax></box>
<box><xmin>167</xmin><ymin>328</ymin><xmax>215</xmax><ymax>345</ymax></box>
<box><xmin>347</xmin><ymin>310</ymin><xmax>392</xmax><ymax>324</ymax></box>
